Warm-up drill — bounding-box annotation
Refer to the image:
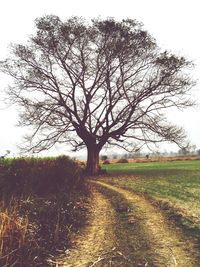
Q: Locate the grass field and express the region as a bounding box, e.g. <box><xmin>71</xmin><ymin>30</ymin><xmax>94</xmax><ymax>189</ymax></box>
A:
<box><xmin>101</xmin><ymin>160</ymin><xmax>200</xmax><ymax>232</ymax></box>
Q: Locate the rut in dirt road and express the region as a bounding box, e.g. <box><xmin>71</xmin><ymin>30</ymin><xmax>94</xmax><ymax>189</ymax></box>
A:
<box><xmin>52</xmin><ymin>181</ymin><xmax>198</xmax><ymax>267</ymax></box>
<box><xmin>53</xmin><ymin>190</ymin><xmax>117</xmax><ymax>267</ymax></box>
<box><xmin>94</xmin><ymin>180</ymin><xmax>198</xmax><ymax>267</ymax></box>
<box><xmin>53</xmin><ymin>185</ymin><xmax>157</xmax><ymax>267</ymax></box>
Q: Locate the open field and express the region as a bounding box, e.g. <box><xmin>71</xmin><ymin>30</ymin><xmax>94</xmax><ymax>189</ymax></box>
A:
<box><xmin>100</xmin><ymin>155</ymin><xmax>200</xmax><ymax>164</ymax></box>
<box><xmin>58</xmin><ymin>159</ymin><xmax>200</xmax><ymax>266</ymax></box>
<box><xmin>1</xmin><ymin>157</ymin><xmax>199</xmax><ymax>266</ymax></box>
<box><xmin>101</xmin><ymin>160</ymin><xmax>200</xmax><ymax>233</ymax></box>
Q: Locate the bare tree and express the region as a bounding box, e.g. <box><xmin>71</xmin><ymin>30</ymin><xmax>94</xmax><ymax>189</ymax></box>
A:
<box><xmin>0</xmin><ymin>16</ymin><xmax>194</xmax><ymax>174</ymax></box>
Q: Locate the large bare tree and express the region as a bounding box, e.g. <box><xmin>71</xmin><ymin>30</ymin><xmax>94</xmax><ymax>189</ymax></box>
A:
<box><xmin>0</xmin><ymin>16</ymin><xmax>194</xmax><ymax>174</ymax></box>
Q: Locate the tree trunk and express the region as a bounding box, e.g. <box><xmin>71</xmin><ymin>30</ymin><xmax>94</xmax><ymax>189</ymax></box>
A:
<box><xmin>86</xmin><ymin>145</ymin><xmax>100</xmax><ymax>175</ymax></box>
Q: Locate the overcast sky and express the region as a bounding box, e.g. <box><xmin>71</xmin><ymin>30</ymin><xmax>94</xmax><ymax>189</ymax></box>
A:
<box><xmin>0</xmin><ymin>0</ymin><xmax>200</xmax><ymax>157</ymax></box>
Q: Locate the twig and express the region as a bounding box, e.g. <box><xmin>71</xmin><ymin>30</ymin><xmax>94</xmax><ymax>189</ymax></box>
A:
<box><xmin>0</xmin><ymin>249</ymin><xmax>18</xmax><ymax>260</ymax></box>
<box><xmin>168</xmin><ymin>246</ymin><xmax>177</xmax><ymax>265</ymax></box>
<box><xmin>89</xmin><ymin>256</ymin><xmax>104</xmax><ymax>267</ymax></box>
<box><xmin>116</xmin><ymin>250</ymin><xmax>131</xmax><ymax>262</ymax></box>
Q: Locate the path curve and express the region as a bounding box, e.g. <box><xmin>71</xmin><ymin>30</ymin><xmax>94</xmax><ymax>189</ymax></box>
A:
<box><xmin>94</xmin><ymin>180</ymin><xmax>197</xmax><ymax>267</ymax></box>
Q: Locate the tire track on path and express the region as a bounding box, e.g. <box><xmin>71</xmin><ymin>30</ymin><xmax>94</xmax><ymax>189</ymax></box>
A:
<box><xmin>54</xmin><ymin>189</ymin><xmax>116</xmax><ymax>267</ymax></box>
<box><xmin>94</xmin><ymin>180</ymin><xmax>197</xmax><ymax>267</ymax></box>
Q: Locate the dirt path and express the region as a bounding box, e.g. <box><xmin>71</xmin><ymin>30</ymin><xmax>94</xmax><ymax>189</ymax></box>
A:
<box><xmin>54</xmin><ymin>190</ymin><xmax>116</xmax><ymax>267</ymax></box>
<box><xmin>52</xmin><ymin>181</ymin><xmax>198</xmax><ymax>267</ymax></box>
<box><xmin>94</xmin><ymin>181</ymin><xmax>197</xmax><ymax>267</ymax></box>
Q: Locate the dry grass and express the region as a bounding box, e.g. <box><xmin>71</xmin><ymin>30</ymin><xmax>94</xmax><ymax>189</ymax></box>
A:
<box><xmin>0</xmin><ymin>201</ymin><xmax>28</xmax><ymax>266</ymax></box>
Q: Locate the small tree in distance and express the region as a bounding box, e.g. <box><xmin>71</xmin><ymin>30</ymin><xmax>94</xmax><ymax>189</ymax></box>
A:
<box><xmin>0</xmin><ymin>16</ymin><xmax>194</xmax><ymax>175</ymax></box>
<box><xmin>101</xmin><ymin>155</ymin><xmax>108</xmax><ymax>161</ymax></box>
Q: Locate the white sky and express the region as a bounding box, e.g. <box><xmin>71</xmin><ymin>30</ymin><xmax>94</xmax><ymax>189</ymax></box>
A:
<box><xmin>0</xmin><ymin>0</ymin><xmax>200</xmax><ymax>157</ymax></box>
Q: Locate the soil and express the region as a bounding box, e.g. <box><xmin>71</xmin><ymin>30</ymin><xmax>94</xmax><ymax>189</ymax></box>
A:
<box><xmin>54</xmin><ymin>180</ymin><xmax>199</xmax><ymax>267</ymax></box>
<box><xmin>53</xmin><ymin>189</ymin><xmax>117</xmax><ymax>267</ymax></box>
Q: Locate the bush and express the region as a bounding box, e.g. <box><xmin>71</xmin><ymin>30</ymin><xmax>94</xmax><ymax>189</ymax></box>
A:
<box><xmin>117</xmin><ymin>158</ymin><xmax>129</xmax><ymax>163</ymax></box>
<box><xmin>0</xmin><ymin>156</ymin><xmax>85</xmax><ymax>200</ymax></box>
<box><xmin>101</xmin><ymin>155</ymin><xmax>108</xmax><ymax>161</ymax></box>
<box><xmin>0</xmin><ymin>156</ymin><xmax>90</xmax><ymax>266</ymax></box>
<box><xmin>103</xmin><ymin>159</ymin><xmax>110</xmax><ymax>164</ymax></box>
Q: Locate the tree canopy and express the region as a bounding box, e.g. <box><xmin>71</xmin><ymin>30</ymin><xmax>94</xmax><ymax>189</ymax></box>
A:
<box><xmin>0</xmin><ymin>15</ymin><xmax>194</xmax><ymax>174</ymax></box>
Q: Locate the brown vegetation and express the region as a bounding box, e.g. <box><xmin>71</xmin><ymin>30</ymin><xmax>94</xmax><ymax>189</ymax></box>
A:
<box><xmin>0</xmin><ymin>156</ymin><xmax>90</xmax><ymax>266</ymax></box>
<box><xmin>102</xmin><ymin>156</ymin><xmax>200</xmax><ymax>164</ymax></box>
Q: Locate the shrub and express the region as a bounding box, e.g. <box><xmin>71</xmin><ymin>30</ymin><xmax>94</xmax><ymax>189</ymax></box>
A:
<box><xmin>117</xmin><ymin>158</ymin><xmax>129</xmax><ymax>163</ymax></box>
<box><xmin>0</xmin><ymin>156</ymin><xmax>85</xmax><ymax>200</ymax></box>
<box><xmin>101</xmin><ymin>155</ymin><xmax>108</xmax><ymax>161</ymax></box>
<box><xmin>0</xmin><ymin>156</ymin><xmax>90</xmax><ymax>266</ymax></box>
<box><xmin>103</xmin><ymin>159</ymin><xmax>110</xmax><ymax>164</ymax></box>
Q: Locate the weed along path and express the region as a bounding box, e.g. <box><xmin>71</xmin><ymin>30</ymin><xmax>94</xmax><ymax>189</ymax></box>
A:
<box><xmin>93</xmin><ymin>180</ymin><xmax>198</xmax><ymax>267</ymax></box>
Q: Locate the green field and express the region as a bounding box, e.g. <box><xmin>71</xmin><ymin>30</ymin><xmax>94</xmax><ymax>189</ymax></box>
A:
<box><xmin>102</xmin><ymin>160</ymin><xmax>200</xmax><ymax>230</ymax></box>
